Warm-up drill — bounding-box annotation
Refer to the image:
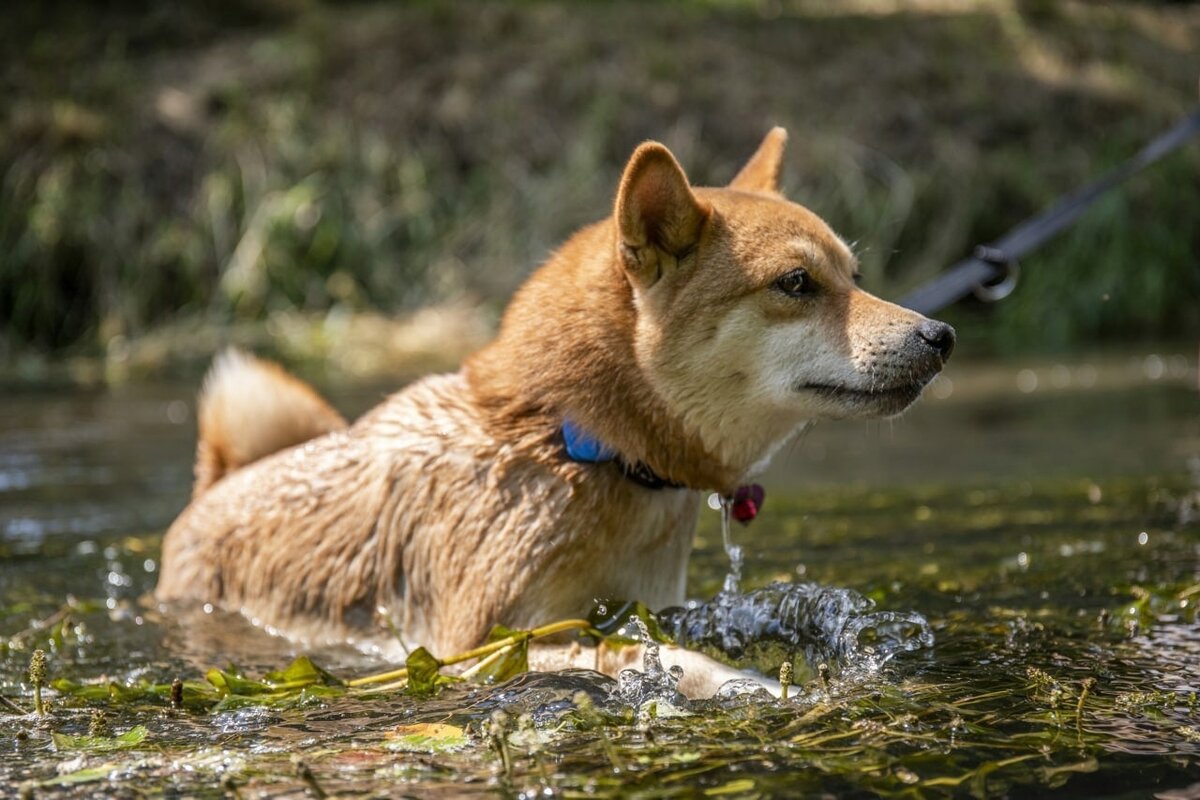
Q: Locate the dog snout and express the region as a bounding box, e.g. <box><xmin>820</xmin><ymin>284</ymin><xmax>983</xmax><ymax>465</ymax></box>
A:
<box><xmin>913</xmin><ymin>319</ymin><xmax>955</xmax><ymax>362</ymax></box>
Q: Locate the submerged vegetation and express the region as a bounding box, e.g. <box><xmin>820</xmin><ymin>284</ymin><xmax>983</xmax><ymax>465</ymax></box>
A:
<box><xmin>2</xmin><ymin>355</ymin><xmax>1198</xmax><ymax>794</ymax></box>
<box><xmin>2</xmin><ymin>5</ymin><xmax>1198</xmax><ymax>781</ymax></box>
<box><xmin>2</xmin><ymin>0</ymin><xmax>1199</xmax><ymax>379</ymax></box>
<box><xmin>3</xmin><ymin>464</ymin><xmax>1198</xmax><ymax>796</ymax></box>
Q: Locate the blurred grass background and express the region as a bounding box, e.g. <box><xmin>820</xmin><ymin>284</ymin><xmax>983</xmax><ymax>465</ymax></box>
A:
<box><xmin>1</xmin><ymin>0</ymin><xmax>1197</xmax><ymax>382</ymax></box>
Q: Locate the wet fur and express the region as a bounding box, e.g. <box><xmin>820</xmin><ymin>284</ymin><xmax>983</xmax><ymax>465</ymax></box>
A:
<box><xmin>157</xmin><ymin>129</ymin><xmax>950</xmax><ymax>697</ymax></box>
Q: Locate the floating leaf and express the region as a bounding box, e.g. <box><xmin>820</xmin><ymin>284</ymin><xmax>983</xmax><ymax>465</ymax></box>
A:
<box><xmin>50</xmin><ymin>678</ymin><xmax>118</xmax><ymax>702</ymax></box>
<box><xmin>472</xmin><ymin>625</ymin><xmax>530</xmax><ymax>683</ymax></box>
<box><xmin>386</xmin><ymin>722</ymin><xmax>469</xmax><ymax>753</ymax></box>
<box><xmin>52</xmin><ymin>724</ymin><xmax>149</xmax><ymax>752</ymax></box>
<box><xmin>51</xmin><ymin>677</ymin><xmax>220</xmax><ymax>710</ymax></box>
<box><xmin>38</xmin><ymin>763</ymin><xmax>121</xmax><ymax>786</ymax></box>
<box><xmin>165</xmin><ymin>680</ymin><xmax>224</xmax><ymax>709</ymax></box>
<box><xmin>197</xmin><ymin>658</ymin><xmax>346</xmax><ymax>708</ymax></box>
<box><xmin>212</xmin><ymin>684</ymin><xmax>343</xmax><ymax>712</ymax></box>
<box><xmin>263</xmin><ymin>655</ymin><xmax>342</xmax><ymax>688</ymax></box>
<box><xmin>404</xmin><ymin>647</ymin><xmax>458</xmax><ymax>697</ymax></box>
<box><xmin>206</xmin><ymin>666</ymin><xmax>272</xmax><ymax>696</ymax></box>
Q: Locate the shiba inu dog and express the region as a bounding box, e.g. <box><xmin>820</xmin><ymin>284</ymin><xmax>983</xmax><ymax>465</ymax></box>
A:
<box><xmin>156</xmin><ymin>128</ymin><xmax>954</xmax><ymax>697</ymax></box>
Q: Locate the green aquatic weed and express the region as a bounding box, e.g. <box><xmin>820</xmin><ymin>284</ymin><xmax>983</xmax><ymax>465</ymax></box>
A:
<box><xmin>385</xmin><ymin>722</ymin><xmax>470</xmax><ymax>754</ymax></box>
<box><xmin>402</xmin><ymin>647</ymin><xmax>461</xmax><ymax>697</ymax></box>
<box><xmin>51</xmin><ymin>724</ymin><xmax>148</xmax><ymax>753</ymax></box>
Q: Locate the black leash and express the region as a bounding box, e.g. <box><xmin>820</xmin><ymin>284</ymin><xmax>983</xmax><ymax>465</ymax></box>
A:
<box><xmin>899</xmin><ymin>107</ymin><xmax>1200</xmax><ymax>316</ymax></box>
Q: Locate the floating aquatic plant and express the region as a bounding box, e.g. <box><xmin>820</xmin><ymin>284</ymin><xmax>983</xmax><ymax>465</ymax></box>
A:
<box><xmin>3</xmin><ymin>471</ymin><xmax>1198</xmax><ymax>796</ymax></box>
<box><xmin>52</xmin><ymin>724</ymin><xmax>148</xmax><ymax>753</ymax></box>
<box><xmin>348</xmin><ymin>618</ymin><xmax>600</xmax><ymax>694</ymax></box>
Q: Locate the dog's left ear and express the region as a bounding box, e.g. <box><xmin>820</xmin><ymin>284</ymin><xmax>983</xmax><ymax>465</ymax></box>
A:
<box><xmin>616</xmin><ymin>142</ymin><xmax>710</xmax><ymax>287</ymax></box>
<box><xmin>729</xmin><ymin>127</ymin><xmax>788</xmax><ymax>194</ymax></box>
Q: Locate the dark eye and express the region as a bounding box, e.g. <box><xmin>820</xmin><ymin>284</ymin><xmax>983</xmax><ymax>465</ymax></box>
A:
<box><xmin>774</xmin><ymin>268</ymin><xmax>815</xmax><ymax>297</ymax></box>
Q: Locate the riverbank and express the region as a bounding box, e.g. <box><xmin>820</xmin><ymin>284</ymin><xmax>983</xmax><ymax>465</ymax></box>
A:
<box><xmin>2</xmin><ymin>0</ymin><xmax>1199</xmax><ymax>365</ymax></box>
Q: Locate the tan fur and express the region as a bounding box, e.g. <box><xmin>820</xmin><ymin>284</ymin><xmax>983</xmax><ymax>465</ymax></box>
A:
<box><xmin>193</xmin><ymin>350</ymin><xmax>347</xmax><ymax>495</ymax></box>
<box><xmin>729</xmin><ymin>126</ymin><xmax>788</xmax><ymax>194</ymax></box>
<box><xmin>157</xmin><ymin>130</ymin><xmax>952</xmax><ymax>696</ymax></box>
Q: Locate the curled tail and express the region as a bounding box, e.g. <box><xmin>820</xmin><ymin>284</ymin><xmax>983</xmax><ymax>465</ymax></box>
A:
<box><xmin>193</xmin><ymin>349</ymin><xmax>347</xmax><ymax>496</ymax></box>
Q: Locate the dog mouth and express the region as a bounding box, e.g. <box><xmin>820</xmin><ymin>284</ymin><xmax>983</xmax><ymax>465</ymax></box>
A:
<box><xmin>800</xmin><ymin>378</ymin><xmax>932</xmax><ymax>414</ymax></box>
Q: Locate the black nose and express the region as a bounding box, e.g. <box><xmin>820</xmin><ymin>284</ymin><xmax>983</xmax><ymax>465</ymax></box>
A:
<box><xmin>916</xmin><ymin>320</ymin><xmax>956</xmax><ymax>361</ymax></box>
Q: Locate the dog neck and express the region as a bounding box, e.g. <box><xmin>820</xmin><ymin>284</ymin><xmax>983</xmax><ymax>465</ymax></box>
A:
<box><xmin>561</xmin><ymin>417</ymin><xmax>686</xmax><ymax>490</ymax></box>
<box><xmin>466</xmin><ymin>220</ymin><xmax>762</xmax><ymax>494</ymax></box>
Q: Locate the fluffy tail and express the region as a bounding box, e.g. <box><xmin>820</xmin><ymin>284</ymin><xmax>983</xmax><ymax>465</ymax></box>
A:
<box><xmin>193</xmin><ymin>349</ymin><xmax>347</xmax><ymax>496</ymax></box>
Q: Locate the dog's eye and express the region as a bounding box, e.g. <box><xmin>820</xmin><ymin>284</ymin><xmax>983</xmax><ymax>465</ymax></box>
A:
<box><xmin>774</xmin><ymin>268</ymin><xmax>815</xmax><ymax>298</ymax></box>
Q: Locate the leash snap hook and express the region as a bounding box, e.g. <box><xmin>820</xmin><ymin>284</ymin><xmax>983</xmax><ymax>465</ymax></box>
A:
<box><xmin>969</xmin><ymin>244</ymin><xmax>1017</xmax><ymax>303</ymax></box>
<box><xmin>971</xmin><ymin>245</ymin><xmax>1020</xmax><ymax>303</ymax></box>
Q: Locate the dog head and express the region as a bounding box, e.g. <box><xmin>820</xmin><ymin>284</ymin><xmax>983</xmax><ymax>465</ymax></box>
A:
<box><xmin>615</xmin><ymin>128</ymin><xmax>954</xmax><ymax>471</ymax></box>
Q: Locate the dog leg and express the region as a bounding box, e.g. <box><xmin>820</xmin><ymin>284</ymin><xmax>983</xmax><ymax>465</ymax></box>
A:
<box><xmin>653</xmin><ymin>646</ymin><xmax>783</xmax><ymax>699</ymax></box>
<box><xmin>527</xmin><ymin>642</ymin><xmax>782</xmax><ymax>700</ymax></box>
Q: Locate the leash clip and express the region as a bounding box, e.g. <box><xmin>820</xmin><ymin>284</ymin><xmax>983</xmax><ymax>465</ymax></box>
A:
<box><xmin>971</xmin><ymin>245</ymin><xmax>1020</xmax><ymax>303</ymax></box>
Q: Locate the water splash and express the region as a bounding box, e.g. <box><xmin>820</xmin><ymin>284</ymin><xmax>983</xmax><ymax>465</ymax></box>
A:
<box><xmin>612</xmin><ymin>616</ymin><xmax>688</xmax><ymax>713</ymax></box>
<box><xmin>658</xmin><ymin>582</ymin><xmax>934</xmax><ymax>678</ymax></box>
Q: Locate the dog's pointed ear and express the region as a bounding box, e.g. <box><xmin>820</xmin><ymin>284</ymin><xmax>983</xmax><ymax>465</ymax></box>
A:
<box><xmin>615</xmin><ymin>142</ymin><xmax>710</xmax><ymax>287</ymax></box>
<box><xmin>729</xmin><ymin>127</ymin><xmax>788</xmax><ymax>194</ymax></box>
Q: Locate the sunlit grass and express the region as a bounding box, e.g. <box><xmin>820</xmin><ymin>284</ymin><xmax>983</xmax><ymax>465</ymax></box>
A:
<box><xmin>1</xmin><ymin>1</ymin><xmax>1198</xmax><ymax>367</ymax></box>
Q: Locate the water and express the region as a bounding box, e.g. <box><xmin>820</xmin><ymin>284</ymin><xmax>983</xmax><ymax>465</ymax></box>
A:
<box><xmin>612</xmin><ymin>617</ymin><xmax>688</xmax><ymax>713</ymax></box>
<box><xmin>718</xmin><ymin>495</ymin><xmax>743</xmax><ymax>594</ymax></box>
<box><xmin>659</xmin><ymin>581</ymin><xmax>934</xmax><ymax>678</ymax></box>
<box><xmin>1</xmin><ymin>350</ymin><xmax>1199</xmax><ymax>796</ymax></box>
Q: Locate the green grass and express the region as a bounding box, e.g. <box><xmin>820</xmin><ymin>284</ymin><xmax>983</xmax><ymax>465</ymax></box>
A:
<box><xmin>1</xmin><ymin>0</ymin><xmax>1198</xmax><ymax>369</ymax></box>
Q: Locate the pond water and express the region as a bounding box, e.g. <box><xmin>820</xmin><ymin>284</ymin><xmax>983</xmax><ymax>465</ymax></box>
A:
<box><xmin>1</xmin><ymin>350</ymin><xmax>1198</xmax><ymax>798</ymax></box>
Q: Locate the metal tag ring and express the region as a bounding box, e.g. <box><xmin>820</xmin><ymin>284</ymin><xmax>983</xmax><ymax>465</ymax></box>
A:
<box><xmin>972</xmin><ymin>250</ymin><xmax>1020</xmax><ymax>304</ymax></box>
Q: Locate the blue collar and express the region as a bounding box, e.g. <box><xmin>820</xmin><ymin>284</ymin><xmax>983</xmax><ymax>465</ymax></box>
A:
<box><xmin>561</xmin><ymin>418</ymin><xmax>684</xmax><ymax>491</ymax></box>
<box><xmin>561</xmin><ymin>418</ymin><xmax>766</xmax><ymax>522</ymax></box>
<box><xmin>562</xmin><ymin>419</ymin><xmax>617</xmax><ymax>463</ymax></box>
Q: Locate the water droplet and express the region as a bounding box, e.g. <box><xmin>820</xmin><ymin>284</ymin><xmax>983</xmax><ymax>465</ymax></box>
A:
<box><xmin>717</xmin><ymin>496</ymin><xmax>743</xmax><ymax>594</ymax></box>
